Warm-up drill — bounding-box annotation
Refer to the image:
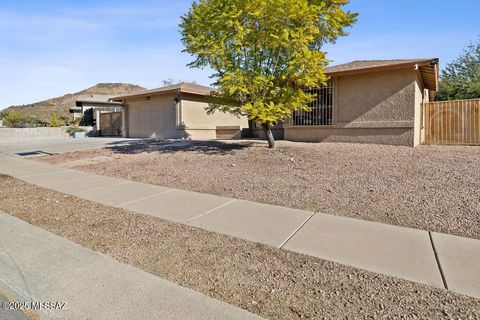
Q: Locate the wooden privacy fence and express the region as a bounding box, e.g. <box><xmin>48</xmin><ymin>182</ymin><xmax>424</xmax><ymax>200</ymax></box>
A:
<box><xmin>100</xmin><ymin>112</ymin><xmax>122</xmax><ymax>136</ymax></box>
<box><xmin>424</xmin><ymin>99</ymin><xmax>480</xmax><ymax>145</ymax></box>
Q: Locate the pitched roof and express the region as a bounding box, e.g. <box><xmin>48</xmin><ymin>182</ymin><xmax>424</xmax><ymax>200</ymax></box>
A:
<box><xmin>112</xmin><ymin>59</ymin><xmax>439</xmax><ymax>101</ymax></box>
<box><xmin>325</xmin><ymin>59</ymin><xmax>439</xmax><ymax>91</ymax></box>
<box><xmin>75</xmin><ymin>94</ymin><xmax>122</xmax><ymax>105</ymax></box>
<box><xmin>77</xmin><ymin>94</ymin><xmax>113</xmax><ymax>102</ymax></box>
<box><xmin>111</xmin><ymin>82</ymin><xmax>215</xmax><ymax>101</ymax></box>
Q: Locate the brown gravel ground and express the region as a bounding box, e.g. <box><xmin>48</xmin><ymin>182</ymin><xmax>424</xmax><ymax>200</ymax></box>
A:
<box><xmin>0</xmin><ymin>175</ymin><xmax>479</xmax><ymax>319</ymax></box>
<box><xmin>36</xmin><ymin>140</ymin><xmax>480</xmax><ymax>240</ymax></box>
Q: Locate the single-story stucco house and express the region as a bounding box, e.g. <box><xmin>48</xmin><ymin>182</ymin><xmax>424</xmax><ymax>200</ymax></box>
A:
<box><xmin>111</xmin><ymin>83</ymin><xmax>248</xmax><ymax>140</ymax></box>
<box><xmin>249</xmin><ymin>58</ymin><xmax>439</xmax><ymax>146</ymax></box>
<box><xmin>101</xmin><ymin>58</ymin><xmax>439</xmax><ymax>146</ymax></box>
<box><xmin>281</xmin><ymin>58</ymin><xmax>439</xmax><ymax>147</ymax></box>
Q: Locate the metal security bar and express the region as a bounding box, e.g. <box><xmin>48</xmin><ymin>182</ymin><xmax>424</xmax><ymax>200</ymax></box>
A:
<box><xmin>424</xmin><ymin>99</ymin><xmax>480</xmax><ymax>145</ymax></box>
<box><xmin>290</xmin><ymin>83</ymin><xmax>334</xmax><ymax>126</ymax></box>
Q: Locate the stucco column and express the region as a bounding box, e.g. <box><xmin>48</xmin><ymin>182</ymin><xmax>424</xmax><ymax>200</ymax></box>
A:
<box><xmin>95</xmin><ymin>110</ymin><xmax>101</xmax><ymax>131</ymax></box>
<box><xmin>121</xmin><ymin>105</ymin><xmax>128</xmax><ymax>138</ymax></box>
<box><xmin>175</xmin><ymin>90</ymin><xmax>183</xmax><ymax>128</ymax></box>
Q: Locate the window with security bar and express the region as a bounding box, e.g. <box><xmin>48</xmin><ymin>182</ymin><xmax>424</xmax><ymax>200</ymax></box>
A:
<box><xmin>290</xmin><ymin>82</ymin><xmax>334</xmax><ymax>126</ymax></box>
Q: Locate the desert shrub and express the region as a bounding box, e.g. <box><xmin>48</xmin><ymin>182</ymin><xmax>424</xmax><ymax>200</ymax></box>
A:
<box><xmin>0</xmin><ymin>111</ymin><xmax>48</xmax><ymax>128</ymax></box>
<box><xmin>65</xmin><ymin>125</ymin><xmax>86</xmax><ymax>135</ymax></box>
<box><xmin>50</xmin><ymin>114</ymin><xmax>59</xmax><ymax>127</ymax></box>
<box><xmin>58</xmin><ymin>115</ymin><xmax>70</xmax><ymax>126</ymax></box>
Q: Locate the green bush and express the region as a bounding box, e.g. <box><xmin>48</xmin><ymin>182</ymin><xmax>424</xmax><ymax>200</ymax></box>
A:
<box><xmin>65</xmin><ymin>125</ymin><xmax>86</xmax><ymax>135</ymax></box>
<box><xmin>0</xmin><ymin>111</ymin><xmax>48</xmax><ymax>128</ymax></box>
<box><xmin>58</xmin><ymin>115</ymin><xmax>70</xmax><ymax>126</ymax></box>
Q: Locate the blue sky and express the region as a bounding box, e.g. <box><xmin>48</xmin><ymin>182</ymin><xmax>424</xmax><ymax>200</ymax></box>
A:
<box><xmin>0</xmin><ymin>0</ymin><xmax>479</xmax><ymax>109</ymax></box>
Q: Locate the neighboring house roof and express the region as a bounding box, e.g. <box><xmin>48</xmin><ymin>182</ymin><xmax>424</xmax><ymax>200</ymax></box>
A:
<box><xmin>111</xmin><ymin>82</ymin><xmax>215</xmax><ymax>101</ymax></box>
<box><xmin>69</xmin><ymin>106</ymin><xmax>82</xmax><ymax>113</ymax></box>
<box><xmin>325</xmin><ymin>58</ymin><xmax>439</xmax><ymax>91</ymax></box>
<box><xmin>75</xmin><ymin>100</ymin><xmax>123</xmax><ymax>106</ymax></box>
<box><xmin>76</xmin><ymin>95</ymin><xmax>113</xmax><ymax>103</ymax></box>
<box><xmin>73</xmin><ymin>95</ymin><xmax>123</xmax><ymax>112</ymax></box>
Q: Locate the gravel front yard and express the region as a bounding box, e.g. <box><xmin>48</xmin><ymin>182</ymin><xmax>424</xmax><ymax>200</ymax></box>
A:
<box><xmin>36</xmin><ymin>140</ymin><xmax>480</xmax><ymax>240</ymax></box>
<box><xmin>0</xmin><ymin>175</ymin><xmax>478</xmax><ymax>319</ymax></box>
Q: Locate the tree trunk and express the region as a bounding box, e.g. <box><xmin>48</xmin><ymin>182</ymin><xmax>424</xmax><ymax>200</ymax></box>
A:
<box><xmin>261</xmin><ymin>123</ymin><xmax>276</xmax><ymax>149</ymax></box>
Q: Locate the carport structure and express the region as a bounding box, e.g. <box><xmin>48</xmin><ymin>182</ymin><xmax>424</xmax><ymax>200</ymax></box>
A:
<box><xmin>74</xmin><ymin>99</ymin><xmax>124</xmax><ymax>136</ymax></box>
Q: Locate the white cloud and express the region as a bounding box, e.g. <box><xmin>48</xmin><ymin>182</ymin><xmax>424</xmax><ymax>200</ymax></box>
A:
<box><xmin>0</xmin><ymin>45</ymin><xmax>214</xmax><ymax>109</ymax></box>
<box><xmin>0</xmin><ymin>2</ymin><xmax>207</xmax><ymax>108</ymax></box>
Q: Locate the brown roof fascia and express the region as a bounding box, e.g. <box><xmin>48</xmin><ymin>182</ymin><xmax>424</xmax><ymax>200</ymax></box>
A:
<box><xmin>325</xmin><ymin>59</ymin><xmax>437</xmax><ymax>77</ymax></box>
<box><xmin>111</xmin><ymin>88</ymin><xmax>215</xmax><ymax>102</ymax></box>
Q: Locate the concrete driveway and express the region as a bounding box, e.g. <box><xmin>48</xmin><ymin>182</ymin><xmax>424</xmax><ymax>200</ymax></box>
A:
<box><xmin>0</xmin><ymin>138</ymin><xmax>146</xmax><ymax>156</ymax></box>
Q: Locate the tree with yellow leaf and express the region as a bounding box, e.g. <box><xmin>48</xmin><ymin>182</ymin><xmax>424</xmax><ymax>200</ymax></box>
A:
<box><xmin>50</xmin><ymin>113</ymin><xmax>59</xmax><ymax>127</ymax></box>
<box><xmin>180</xmin><ymin>0</ymin><xmax>357</xmax><ymax>148</ymax></box>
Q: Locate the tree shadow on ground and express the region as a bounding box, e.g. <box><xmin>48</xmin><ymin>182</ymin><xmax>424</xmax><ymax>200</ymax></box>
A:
<box><xmin>106</xmin><ymin>139</ymin><xmax>261</xmax><ymax>156</ymax></box>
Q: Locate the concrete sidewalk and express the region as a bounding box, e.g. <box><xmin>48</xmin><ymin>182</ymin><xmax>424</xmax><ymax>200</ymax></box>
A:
<box><xmin>0</xmin><ymin>211</ymin><xmax>263</xmax><ymax>320</ymax></box>
<box><xmin>0</xmin><ymin>152</ymin><xmax>479</xmax><ymax>300</ymax></box>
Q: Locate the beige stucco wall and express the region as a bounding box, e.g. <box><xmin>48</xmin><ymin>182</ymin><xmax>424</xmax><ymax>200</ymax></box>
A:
<box><xmin>124</xmin><ymin>94</ymin><xmax>181</xmax><ymax>139</ymax></box>
<box><xmin>284</xmin><ymin>127</ymin><xmax>414</xmax><ymax>146</ymax></box>
<box><xmin>251</xmin><ymin>128</ymin><xmax>285</xmax><ymax>140</ymax></box>
<box><xmin>414</xmin><ymin>73</ymin><xmax>433</xmax><ymax>146</ymax></box>
<box><xmin>124</xmin><ymin>92</ymin><xmax>248</xmax><ymax>140</ymax></box>
<box><xmin>285</xmin><ymin>68</ymin><xmax>420</xmax><ymax>146</ymax></box>
<box><xmin>180</xmin><ymin>93</ymin><xmax>248</xmax><ymax>140</ymax></box>
<box><xmin>414</xmin><ymin>74</ymin><xmax>424</xmax><ymax>147</ymax></box>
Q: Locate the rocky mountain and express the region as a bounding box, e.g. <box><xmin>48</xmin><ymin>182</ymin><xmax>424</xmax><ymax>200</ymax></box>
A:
<box><xmin>5</xmin><ymin>83</ymin><xmax>146</xmax><ymax>122</ymax></box>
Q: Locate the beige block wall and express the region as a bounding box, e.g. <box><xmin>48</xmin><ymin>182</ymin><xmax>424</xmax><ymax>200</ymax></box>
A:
<box><xmin>125</xmin><ymin>94</ymin><xmax>182</xmax><ymax>139</ymax></box>
<box><xmin>180</xmin><ymin>93</ymin><xmax>248</xmax><ymax>140</ymax></box>
<box><xmin>285</xmin><ymin>68</ymin><xmax>420</xmax><ymax>146</ymax></box>
<box><xmin>0</xmin><ymin>127</ymin><xmax>69</xmax><ymax>143</ymax></box>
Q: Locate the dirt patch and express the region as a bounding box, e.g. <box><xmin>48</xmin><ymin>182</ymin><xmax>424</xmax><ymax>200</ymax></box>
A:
<box><xmin>0</xmin><ymin>175</ymin><xmax>478</xmax><ymax>319</ymax></box>
<box><xmin>35</xmin><ymin>140</ymin><xmax>480</xmax><ymax>240</ymax></box>
<box><xmin>57</xmin><ymin>155</ymin><xmax>114</xmax><ymax>168</ymax></box>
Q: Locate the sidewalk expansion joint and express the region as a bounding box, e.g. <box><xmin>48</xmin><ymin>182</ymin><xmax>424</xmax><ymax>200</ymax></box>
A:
<box><xmin>114</xmin><ymin>189</ymin><xmax>175</xmax><ymax>207</ymax></box>
<box><xmin>41</xmin><ymin>175</ymin><xmax>100</xmax><ymax>186</ymax></box>
<box><xmin>279</xmin><ymin>212</ymin><xmax>315</xmax><ymax>249</ymax></box>
<box><xmin>17</xmin><ymin>169</ymin><xmax>70</xmax><ymax>179</ymax></box>
<box><xmin>185</xmin><ymin>199</ymin><xmax>237</xmax><ymax>223</ymax></box>
<box><xmin>429</xmin><ymin>231</ymin><xmax>449</xmax><ymax>290</ymax></box>
<box><xmin>76</xmin><ymin>181</ymin><xmax>132</xmax><ymax>195</ymax></box>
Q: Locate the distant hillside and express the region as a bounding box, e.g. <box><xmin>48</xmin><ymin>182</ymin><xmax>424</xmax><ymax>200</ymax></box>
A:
<box><xmin>6</xmin><ymin>83</ymin><xmax>146</xmax><ymax>122</ymax></box>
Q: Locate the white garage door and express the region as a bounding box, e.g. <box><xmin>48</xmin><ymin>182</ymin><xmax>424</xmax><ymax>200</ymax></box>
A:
<box><xmin>127</xmin><ymin>96</ymin><xmax>178</xmax><ymax>139</ymax></box>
